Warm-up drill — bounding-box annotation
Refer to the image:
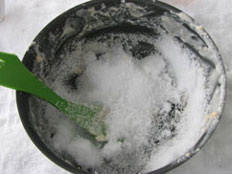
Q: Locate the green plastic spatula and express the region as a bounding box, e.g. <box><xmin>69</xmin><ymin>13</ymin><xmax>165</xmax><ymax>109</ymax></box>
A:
<box><xmin>0</xmin><ymin>51</ymin><xmax>107</xmax><ymax>141</ymax></box>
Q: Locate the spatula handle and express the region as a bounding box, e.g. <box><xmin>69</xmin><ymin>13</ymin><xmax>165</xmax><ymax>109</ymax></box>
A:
<box><xmin>0</xmin><ymin>51</ymin><xmax>68</xmax><ymax>110</ymax></box>
<box><xmin>0</xmin><ymin>52</ymin><xmax>103</xmax><ymax>139</ymax></box>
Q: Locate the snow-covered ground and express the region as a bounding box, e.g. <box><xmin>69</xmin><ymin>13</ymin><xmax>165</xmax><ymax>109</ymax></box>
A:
<box><xmin>0</xmin><ymin>0</ymin><xmax>232</xmax><ymax>173</ymax></box>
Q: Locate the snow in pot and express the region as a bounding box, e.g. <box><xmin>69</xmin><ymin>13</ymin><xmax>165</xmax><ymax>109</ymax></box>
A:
<box><xmin>18</xmin><ymin>1</ymin><xmax>226</xmax><ymax>174</ymax></box>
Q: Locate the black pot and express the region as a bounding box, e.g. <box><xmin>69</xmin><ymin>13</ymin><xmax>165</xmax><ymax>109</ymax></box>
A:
<box><xmin>16</xmin><ymin>0</ymin><xmax>226</xmax><ymax>173</ymax></box>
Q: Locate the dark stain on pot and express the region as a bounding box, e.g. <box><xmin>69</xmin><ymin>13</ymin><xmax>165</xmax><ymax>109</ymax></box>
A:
<box><xmin>96</xmin><ymin>52</ymin><xmax>105</xmax><ymax>60</ymax></box>
<box><xmin>191</xmin><ymin>35</ymin><xmax>199</xmax><ymax>41</ymax></box>
<box><xmin>50</xmin><ymin>132</ymin><xmax>55</xmax><ymax>138</ymax></box>
<box><xmin>131</xmin><ymin>41</ymin><xmax>157</xmax><ymax>59</ymax></box>
<box><xmin>64</xmin><ymin>73</ymin><xmax>81</xmax><ymax>91</ymax></box>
